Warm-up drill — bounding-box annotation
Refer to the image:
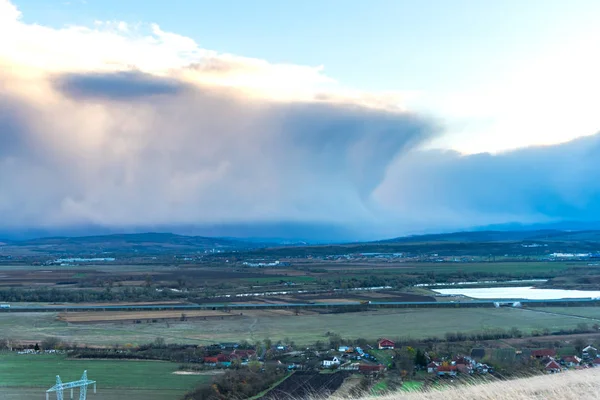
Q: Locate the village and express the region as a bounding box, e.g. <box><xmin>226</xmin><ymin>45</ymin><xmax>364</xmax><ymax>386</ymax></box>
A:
<box><xmin>195</xmin><ymin>337</ymin><xmax>600</xmax><ymax>383</ymax></box>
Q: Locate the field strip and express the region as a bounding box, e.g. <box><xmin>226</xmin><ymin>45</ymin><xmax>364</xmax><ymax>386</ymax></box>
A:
<box><xmin>59</xmin><ymin>310</ymin><xmax>234</xmax><ymax>323</ymax></box>
<box><xmin>522</xmin><ymin>307</ymin><xmax>600</xmax><ymax>321</ymax></box>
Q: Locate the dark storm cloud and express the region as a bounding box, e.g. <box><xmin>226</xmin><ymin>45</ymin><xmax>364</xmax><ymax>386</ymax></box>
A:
<box><xmin>376</xmin><ymin>133</ymin><xmax>600</xmax><ymax>229</ymax></box>
<box><xmin>54</xmin><ymin>71</ymin><xmax>186</xmax><ymax>100</ymax></box>
<box><xmin>0</xmin><ymin>69</ymin><xmax>436</xmax><ymax>231</ymax></box>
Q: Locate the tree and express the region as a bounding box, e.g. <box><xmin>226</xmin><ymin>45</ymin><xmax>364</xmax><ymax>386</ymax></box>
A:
<box><xmin>394</xmin><ymin>348</ymin><xmax>416</xmax><ymax>375</ymax></box>
<box><xmin>41</xmin><ymin>337</ymin><xmax>63</xmax><ymax>350</ymax></box>
<box><xmin>574</xmin><ymin>337</ymin><xmax>586</xmax><ymax>354</ymax></box>
<box><xmin>34</xmin><ymin>343</ymin><xmax>40</xmax><ymax>351</ymax></box>
<box><xmin>414</xmin><ymin>349</ymin><xmax>428</xmax><ymax>368</ymax></box>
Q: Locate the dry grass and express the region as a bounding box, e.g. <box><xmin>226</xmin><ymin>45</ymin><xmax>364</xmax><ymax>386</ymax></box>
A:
<box><xmin>369</xmin><ymin>369</ymin><xmax>600</xmax><ymax>400</ymax></box>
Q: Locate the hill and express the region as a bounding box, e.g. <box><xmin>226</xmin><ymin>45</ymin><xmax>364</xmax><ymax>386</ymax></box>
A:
<box><xmin>0</xmin><ymin>232</ymin><xmax>272</xmax><ymax>256</ymax></box>
<box><xmin>372</xmin><ymin>369</ymin><xmax>599</xmax><ymax>400</ymax></box>
<box><xmin>381</xmin><ymin>229</ymin><xmax>600</xmax><ymax>243</ymax></box>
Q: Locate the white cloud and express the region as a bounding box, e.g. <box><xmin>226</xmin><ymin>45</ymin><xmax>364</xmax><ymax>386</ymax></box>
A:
<box><xmin>423</xmin><ymin>29</ymin><xmax>600</xmax><ymax>155</ymax></box>
<box><xmin>0</xmin><ymin>0</ymin><xmax>434</xmax><ymax>233</ymax></box>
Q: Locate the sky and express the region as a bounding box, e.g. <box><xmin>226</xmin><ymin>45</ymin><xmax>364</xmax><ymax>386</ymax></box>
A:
<box><xmin>1</xmin><ymin>0</ymin><xmax>600</xmax><ymax>241</ymax></box>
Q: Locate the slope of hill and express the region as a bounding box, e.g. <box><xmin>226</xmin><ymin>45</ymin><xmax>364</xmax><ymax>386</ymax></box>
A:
<box><xmin>1</xmin><ymin>232</ymin><xmax>272</xmax><ymax>256</ymax></box>
<box><xmin>372</xmin><ymin>369</ymin><xmax>599</xmax><ymax>400</ymax></box>
<box><xmin>381</xmin><ymin>229</ymin><xmax>600</xmax><ymax>244</ymax></box>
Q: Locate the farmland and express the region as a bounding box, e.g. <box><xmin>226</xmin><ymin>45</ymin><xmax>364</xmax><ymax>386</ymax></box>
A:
<box><xmin>0</xmin><ymin>353</ymin><xmax>212</xmax><ymax>399</ymax></box>
<box><xmin>3</xmin><ymin>231</ymin><xmax>600</xmax><ymax>398</ymax></box>
<box><xmin>1</xmin><ymin>307</ymin><xmax>598</xmax><ymax>346</ymax></box>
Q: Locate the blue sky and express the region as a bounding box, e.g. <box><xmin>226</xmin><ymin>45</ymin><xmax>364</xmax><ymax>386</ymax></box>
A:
<box><xmin>2</xmin><ymin>0</ymin><xmax>600</xmax><ymax>240</ymax></box>
<box><xmin>12</xmin><ymin>0</ymin><xmax>599</xmax><ymax>93</ymax></box>
<box><xmin>11</xmin><ymin>0</ymin><xmax>600</xmax><ymax>154</ymax></box>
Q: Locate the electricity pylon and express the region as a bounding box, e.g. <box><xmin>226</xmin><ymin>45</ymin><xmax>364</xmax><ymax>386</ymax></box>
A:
<box><xmin>46</xmin><ymin>370</ymin><xmax>96</xmax><ymax>400</ymax></box>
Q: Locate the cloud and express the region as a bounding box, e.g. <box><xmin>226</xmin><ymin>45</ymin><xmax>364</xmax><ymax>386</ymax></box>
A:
<box><xmin>373</xmin><ymin>133</ymin><xmax>600</xmax><ymax>232</ymax></box>
<box><xmin>0</xmin><ymin>0</ymin><xmax>436</xmax><ymax>234</ymax></box>
<box><xmin>3</xmin><ymin>0</ymin><xmax>599</xmax><ymax>240</ymax></box>
<box><xmin>55</xmin><ymin>71</ymin><xmax>186</xmax><ymax>99</ymax></box>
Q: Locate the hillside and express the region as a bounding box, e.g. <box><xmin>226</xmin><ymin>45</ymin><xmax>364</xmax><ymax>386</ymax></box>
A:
<box><xmin>382</xmin><ymin>229</ymin><xmax>600</xmax><ymax>243</ymax></box>
<box><xmin>0</xmin><ymin>232</ymin><xmax>272</xmax><ymax>256</ymax></box>
<box><xmin>372</xmin><ymin>369</ymin><xmax>599</xmax><ymax>400</ymax></box>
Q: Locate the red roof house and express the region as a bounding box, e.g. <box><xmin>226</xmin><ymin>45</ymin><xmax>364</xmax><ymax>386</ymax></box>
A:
<box><xmin>378</xmin><ymin>339</ymin><xmax>395</xmax><ymax>350</ymax></box>
<box><xmin>427</xmin><ymin>362</ymin><xmax>439</xmax><ymax>373</ymax></box>
<box><xmin>532</xmin><ymin>349</ymin><xmax>557</xmax><ymax>358</ymax></box>
<box><xmin>545</xmin><ymin>360</ymin><xmax>562</xmax><ymax>373</ymax></box>
<box><xmin>359</xmin><ymin>364</ymin><xmax>386</xmax><ymax>373</ymax></box>
<box><xmin>437</xmin><ymin>365</ymin><xmax>458</xmax><ymax>376</ymax></box>
<box><xmin>562</xmin><ymin>356</ymin><xmax>582</xmax><ymax>366</ymax></box>
<box><xmin>232</xmin><ymin>349</ymin><xmax>256</xmax><ymax>360</ymax></box>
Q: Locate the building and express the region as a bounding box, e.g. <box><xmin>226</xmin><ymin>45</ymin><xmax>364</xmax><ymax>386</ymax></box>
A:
<box><xmin>322</xmin><ymin>357</ymin><xmax>341</xmax><ymax>368</ymax></box>
<box><xmin>562</xmin><ymin>356</ymin><xmax>582</xmax><ymax>367</ymax></box>
<box><xmin>532</xmin><ymin>349</ymin><xmax>557</xmax><ymax>359</ymax></box>
<box><xmin>378</xmin><ymin>339</ymin><xmax>395</xmax><ymax>350</ymax></box>
<box><xmin>358</xmin><ymin>364</ymin><xmax>386</xmax><ymax>373</ymax></box>
<box><xmin>545</xmin><ymin>360</ymin><xmax>562</xmax><ymax>373</ymax></box>
<box><xmin>437</xmin><ymin>365</ymin><xmax>458</xmax><ymax>377</ymax></box>
<box><xmin>583</xmin><ymin>346</ymin><xmax>597</xmax><ymax>360</ymax></box>
<box><xmin>427</xmin><ymin>362</ymin><xmax>439</xmax><ymax>373</ymax></box>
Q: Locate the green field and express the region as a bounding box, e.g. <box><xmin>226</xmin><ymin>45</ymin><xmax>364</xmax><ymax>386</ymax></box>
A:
<box><xmin>350</xmin><ymin>262</ymin><xmax>576</xmax><ymax>275</ymax></box>
<box><xmin>535</xmin><ymin>307</ymin><xmax>600</xmax><ymax>320</ymax></box>
<box><xmin>243</xmin><ymin>276</ymin><xmax>317</xmax><ymax>284</ymax></box>
<box><xmin>0</xmin><ymin>353</ymin><xmax>211</xmax><ymax>389</ymax></box>
<box><xmin>1</xmin><ymin>307</ymin><xmax>598</xmax><ymax>346</ymax></box>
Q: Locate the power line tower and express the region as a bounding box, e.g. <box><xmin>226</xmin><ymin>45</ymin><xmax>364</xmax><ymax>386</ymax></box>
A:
<box><xmin>46</xmin><ymin>370</ymin><xmax>96</xmax><ymax>400</ymax></box>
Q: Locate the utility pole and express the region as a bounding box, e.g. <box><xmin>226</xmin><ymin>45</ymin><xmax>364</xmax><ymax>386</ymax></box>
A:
<box><xmin>46</xmin><ymin>371</ymin><xmax>96</xmax><ymax>400</ymax></box>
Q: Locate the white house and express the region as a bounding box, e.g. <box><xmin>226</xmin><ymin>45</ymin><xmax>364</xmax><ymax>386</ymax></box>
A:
<box><xmin>322</xmin><ymin>357</ymin><xmax>341</xmax><ymax>368</ymax></box>
<box><xmin>583</xmin><ymin>345</ymin><xmax>597</xmax><ymax>359</ymax></box>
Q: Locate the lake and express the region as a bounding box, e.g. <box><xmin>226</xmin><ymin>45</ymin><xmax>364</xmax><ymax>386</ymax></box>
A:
<box><xmin>433</xmin><ymin>286</ymin><xmax>600</xmax><ymax>300</ymax></box>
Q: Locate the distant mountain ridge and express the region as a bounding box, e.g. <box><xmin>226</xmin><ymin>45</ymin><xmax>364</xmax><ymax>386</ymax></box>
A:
<box><xmin>380</xmin><ymin>229</ymin><xmax>600</xmax><ymax>244</ymax></box>
<box><xmin>0</xmin><ymin>232</ymin><xmax>274</xmax><ymax>256</ymax></box>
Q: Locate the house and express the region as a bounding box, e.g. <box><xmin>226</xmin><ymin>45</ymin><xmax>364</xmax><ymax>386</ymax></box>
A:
<box><xmin>437</xmin><ymin>365</ymin><xmax>458</xmax><ymax>377</ymax></box>
<box><xmin>339</xmin><ymin>362</ymin><xmax>360</xmax><ymax>371</ymax></box>
<box><xmin>427</xmin><ymin>361</ymin><xmax>439</xmax><ymax>373</ymax></box>
<box><xmin>532</xmin><ymin>349</ymin><xmax>557</xmax><ymax>359</ymax></box>
<box><xmin>592</xmin><ymin>357</ymin><xmax>600</xmax><ymax>367</ymax></box>
<box><xmin>545</xmin><ymin>360</ymin><xmax>562</xmax><ymax>373</ymax></box>
<box><xmin>583</xmin><ymin>345</ymin><xmax>597</xmax><ymax>359</ymax></box>
<box><xmin>456</xmin><ymin>363</ymin><xmax>473</xmax><ymax>374</ymax></box>
<box><xmin>203</xmin><ymin>356</ymin><xmax>219</xmax><ymax>365</ymax></box>
<box><xmin>378</xmin><ymin>339</ymin><xmax>395</xmax><ymax>350</ymax></box>
<box><xmin>232</xmin><ymin>349</ymin><xmax>256</xmax><ymax>361</ymax></box>
<box><xmin>562</xmin><ymin>356</ymin><xmax>582</xmax><ymax>367</ymax></box>
<box><xmin>338</xmin><ymin>346</ymin><xmax>350</xmax><ymax>352</ymax></box>
<box><xmin>322</xmin><ymin>357</ymin><xmax>341</xmax><ymax>368</ymax></box>
<box><xmin>358</xmin><ymin>364</ymin><xmax>386</xmax><ymax>373</ymax></box>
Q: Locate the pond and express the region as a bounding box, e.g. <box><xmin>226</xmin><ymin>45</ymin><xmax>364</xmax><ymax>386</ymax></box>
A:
<box><xmin>433</xmin><ymin>286</ymin><xmax>600</xmax><ymax>300</ymax></box>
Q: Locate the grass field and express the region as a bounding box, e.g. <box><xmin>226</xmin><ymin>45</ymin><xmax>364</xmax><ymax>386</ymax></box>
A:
<box><xmin>536</xmin><ymin>307</ymin><xmax>600</xmax><ymax>320</ymax></box>
<box><xmin>58</xmin><ymin>310</ymin><xmax>234</xmax><ymax>323</ymax></box>
<box><xmin>1</xmin><ymin>307</ymin><xmax>598</xmax><ymax>346</ymax></box>
<box><xmin>0</xmin><ymin>353</ymin><xmax>210</xmax><ymax>389</ymax></box>
<box><xmin>0</xmin><ymin>353</ymin><xmax>211</xmax><ymax>399</ymax></box>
